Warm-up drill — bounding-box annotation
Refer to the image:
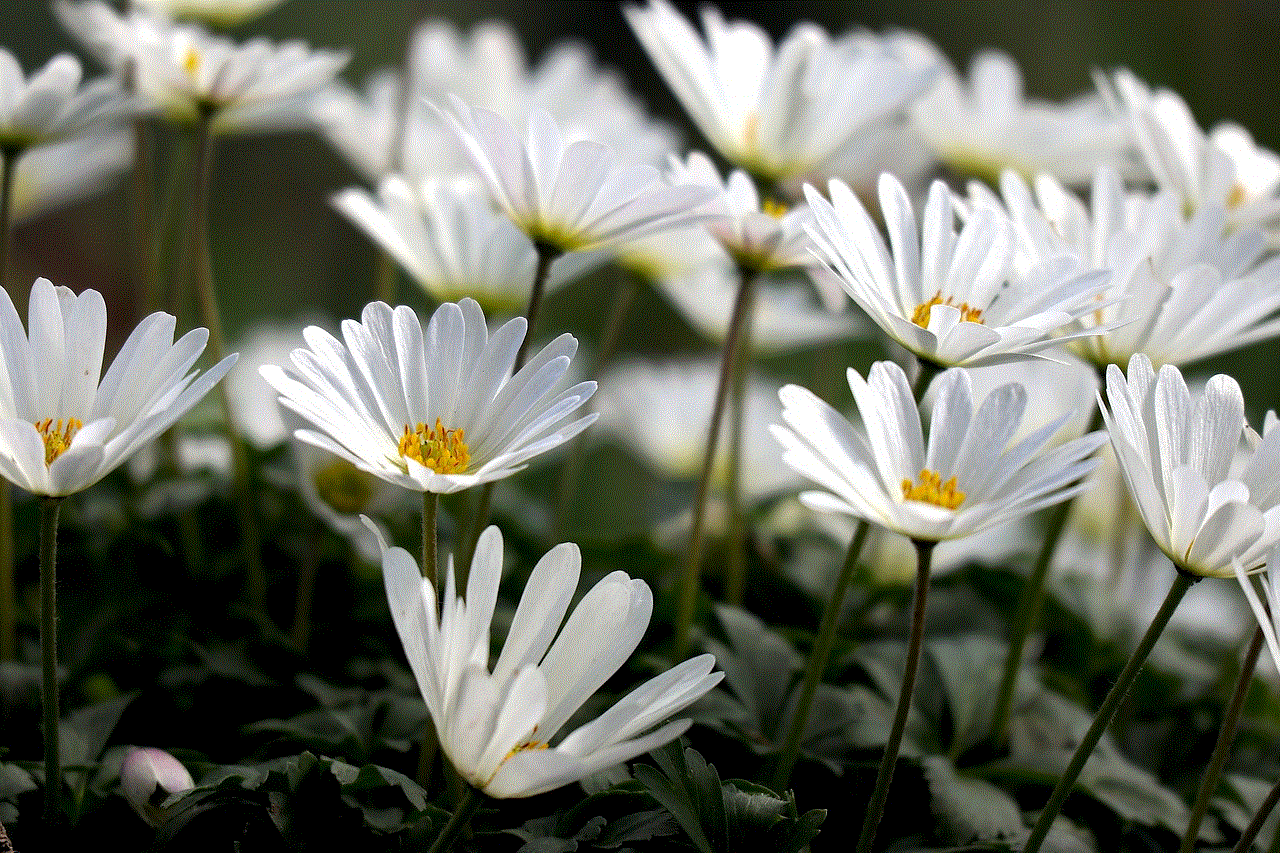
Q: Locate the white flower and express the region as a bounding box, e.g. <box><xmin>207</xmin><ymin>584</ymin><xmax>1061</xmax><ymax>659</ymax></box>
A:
<box><xmin>57</xmin><ymin>1</ymin><xmax>348</xmax><ymax>134</ymax></box>
<box><xmin>10</xmin><ymin>131</ymin><xmax>132</xmax><ymax>223</ymax></box>
<box><xmin>971</xmin><ymin>167</ymin><xmax>1280</xmax><ymax>367</ymax></box>
<box><xmin>261</xmin><ymin>298</ymin><xmax>597</xmax><ymax>495</ymax></box>
<box><xmin>1236</xmin><ymin>548</ymin><xmax>1280</xmax><ymax>673</ymax></box>
<box><xmin>0</xmin><ymin>278</ymin><xmax>236</xmax><ymax>497</ymax></box>
<box><xmin>1100</xmin><ymin>354</ymin><xmax>1280</xmax><ymax>578</ymax></box>
<box><xmin>771</xmin><ymin>360</ymin><xmax>1104</xmax><ymax>542</ymax></box>
<box><xmin>623</xmin><ymin>0</ymin><xmax>933</xmax><ymax>182</ymax></box>
<box><xmin>439</xmin><ymin>98</ymin><xmax>712</xmax><ymax>253</ymax></box>
<box><xmin>667</xmin><ymin>151</ymin><xmax>813</xmax><ymax>271</ymax></box>
<box><xmin>0</xmin><ymin>49</ymin><xmax>133</xmax><ymax>148</ymax></box>
<box><xmin>910</xmin><ymin>48</ymin><xmax>1134</xmax><ymax>185</ymax></box>
<box><xmin>376</xmin><ymin>524</ymin><xmax>722</xmax><ymax>798</ymax></box>
<box><xmin>120</xmin><ymin>746</ymin><xmax>194</xmax><ymax>825</ymax></box>
<box><xmin>659</xmin><ymin>263</ymin><xmax>862</xmax><ymax>355</ymax></box>
<box><xmin>595</xmin><ymin>359</ymin><xmax>803</xmax><ymax>503</ymax></box>
<box><xmin>331</xmin><ymin>177</ymin><xmax>599</xmax><ymax>315</ymax></box>
<box><xmin>804</xmin><ymin>174</ymin><xmax>1109</xmax><ymax>368</ymax></box>
<box><xmin>293</xmin><ymin>439</ymin><xmax>401</xmax><ymax>562</ymax></box>
<box><xmin>130</xmin><ymin>0</ymin><xmax>285</xmax><ymax>27</ymax></box>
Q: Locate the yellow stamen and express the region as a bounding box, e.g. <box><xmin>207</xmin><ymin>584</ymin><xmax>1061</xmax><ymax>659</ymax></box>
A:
<box><xmin>35</xmin><ymin>418</ymin><xmax>83</xmax><ymax>465</ymax></box>
<box><xmin>503</xmin><ymin>740</ymin><xmax>549</xmax><ymax>762</ymax></box>
<box><xmin>910</xmin><ymin>292</ymin><xmax>984</xmax><ymax>328</ymax></box>
<box><xmin>901</xmin><ymin>468</ymin><xmax>965</xmax><ymax>509</ymax></box>
<box><xmin>398</xmin><ymin>418</ymin><xmax>470</xmax><ymax>474</ymax></box>
<box><xmin>314</xmin><ymin>458</ymin><xmax>375</xmax><ymax>515</ymax></box>
<box><xmin>761</xmin><ymin>198</ymin><xmax>789</xmax><ymax>219</ymax></box>
<box><xmin>182</xmin><ymin>46</ymin><xmax>200</xmax><ymax>77</ymax></box>
<box><xmin>1228</xmin><ymin>183</ymin><xmax>1248</xmax><ymax>209</ymax></box>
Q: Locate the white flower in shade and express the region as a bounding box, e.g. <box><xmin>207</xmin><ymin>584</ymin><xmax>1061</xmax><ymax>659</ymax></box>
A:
<box><xmin>1102</xmin><ymin>69</ymin><xmax>1280</xmax><ymax>231</ymax></box>
<box><xmin>1236</xmin><ymin>548</ymin><xmax>1280</xmax><ymax>673</ymax></box>
<box><xmin>1100</xmin><ymin>354</ymin><xmax>1280</xmax><ymax>578</ymax></box>
<box><xmin>596</xmin><ymin>359</ymin><xmax>803</xmax><ymax>502</ymax></box>
<box><xmin>0</xmin><ymin>278</ymin><xmax>236</xmax><ymax>497</ymax></box>
<box><xmin>331</xmin><ymin>177</ymin><xmax>599</xmax><ymax>316</ymax></box>
<box><xmin>261</xmin><ymin>298</ymin><xmax>597</xmax><ymax>495</ymax></box>
<box><xmin>667</xmin><ymin>151</ymin><xmax>813</xmax><ymax>271</ymax></box>
<box><xmin>771</xmin><ymin>361</ymin><xmax>1105</xmax><ymax>542</ymax></box>
<box><xmin>0</xmin><ymin>49</ymin><xmax>133</xmax><ymax>149</ymax></box>
<box><xmin>131</xmin><ymin>0</ymin><xmax>285</xmax><ymax>28</ymax></box>
<box><xmin>438</xmin><ymin>98</ymin><xmax>712</xmax><ymax>254</ymax></box>
<box><xmin>376</xmin><ymin>524</ymin><xmax>722</xmax><ymax>798</ymax></box>
<box><xmin>293</xmin><ymin>439</ymin><xmax>401</xmax><ymax>562</ymax></box>
<box><xmin>659</xmin><ymin>263</ymin><xmax>862</xmax><ymax>355</ymax></box>
<box><xmin>804</xmin><ymin>174</ymin><xmax>1108</xmax><ymax>368</ymax></box>
<box><xmin>56</xmin><ymin>1</ymin><xmax>348</xmax><ymax>134</ymax></box>
<box><xmin>623</xmin><ymin>0</ymin><xmax>933</xmax><ymax>182</ymax></box>
<box><xmin>10</xmin><ymin>131</ymin><xmax>132</xmax><ymax>223</ymax></box>
<box><xmin>120</xmin><ymin>746</ymin><xmax>194</xmax><ymax>825</ymax></box>
<box><xmin>909</xmin><ymin>47</ymin><xmax>1134</xmax><ymax>185</ymax></box>
<box><xmin>970</xmin><ymin>167</ymin><xmax>1280</xmax><ymax>368</ymax></box>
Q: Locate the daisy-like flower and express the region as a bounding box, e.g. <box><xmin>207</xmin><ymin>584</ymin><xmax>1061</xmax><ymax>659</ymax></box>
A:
<box><xmin>623</xmin><ymin>0</ymin><xmax>934</xmax><ymax>183</ymax></box>
<box><xmin>331</xmin><ymin>177</ymin><xmax>599</xmax><ymax>316</ymax></box>
<box><xmin>909</xmin><ymin>47</ymin><xmax>1134</xmax><ymax>186</ymax></box>
<box><xmin>1100</xmin><ymin>354</ymin><xmax>1280</xmax><ymax>578</ymax></box>
<box><xmin>438</xmin><ymin>97</ymin><xmax>712</xmax><ymax>254</ymax></box>
<box><xmin>804</xmin><ymin>174</ymin><xmax>1109</xmax><ymax>368</ymax></box>
<box><xmin>0</xmin><ymin>49</ymin><xmax>133</xmax><ymax>149</ymax></box>
<box><xmin>667</xmin><ymin>151</ymin><xmax>813</xmax><ymax>271</ymax></box>
<box><xmin>970</xmin><ymin>167</ymin><xmax>1280</xmax><ymax>368</ymax></box>
<box><xmin>0</xmin><ymin>278</ymin><xmax>236</xmax><ymax>497</ymax></box>
<box><xmin>56</xmin><ymin>0</ymin><xmax>348</xmax><ymax>134</ymax></box>
<box><xmin>771</xmin><ymin>360</ymin><xmax>1105</xmax><ymax>542</ymax></box>
<box><xmin>1236</xmin><ymin>547</ymin><xmax>1280</xmax><ymax>673</ymax></box>
<box><xmin>260</xmin><ymin>298</ymin><xmax>597</xmax><ymax>495</ymax></box>
<box><xmin>377</xmin><ymin>524</ymin><xmax>722</xmax><ymax>798</ymax></box>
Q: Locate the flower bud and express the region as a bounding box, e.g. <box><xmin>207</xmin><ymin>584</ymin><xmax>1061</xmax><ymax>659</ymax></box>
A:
<box><xmin>121</xmin><ymin>747</ymin><xmax>194</xmax><ymax>825</ymax></box>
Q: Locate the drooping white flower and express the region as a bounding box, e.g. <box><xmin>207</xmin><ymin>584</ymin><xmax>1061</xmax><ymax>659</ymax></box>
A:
<box><xmin>623</xmin><ymin>0</ymin><xmax>934</xmax><ymax>183</ymax></box>
<box><xmin>376</xmin><ymin>524</ymin><xmax>722</xmax><ymax>798</ymax></box>
<box><xmin>438</xmin><ymin>98</ymin><xmax>712</xmax><ymax>254</ymax></box>
<box><xmin>261</xmin><ymin>298</ymin><xmax>597</xmax><ymax>495</ymax></box>
<box><xmin>970</xmin><ymin>167</ymin><xmax>1280</xmax><ymax>368</ymax></box>
<box><xmin>57</xmin><ymin>0</ymin><xmax>348</xmax><ymax>134</ymax></box>
<box><xmin>120</xmin><ymin>746</ymin><xmax>195</xmax><ymax>825</ymax></box>
<box><xmin>1100</xmin><ymin>354</ymin><xmax>1280</xmax><ymax>578</ymax></box>
<box><xmin>0</xmin><ymin>278</ymin><xmax>236</xmax><ymax>497</ymax></box>
<box><xmin>0</xmin><ymin>49</ymin><xmax>133</xmax><ymax>149</ymax></box>
<box><xmin>804</xmin><ymin>174</ymin><xmax>1109</xmax><ymax>368</ymax></box>
<box><xmin>772</xmin><ymin>360</ymin><xmax>1105</xmax><ymax>542</ymax></box>
<box><xmin>331</xmin><ymin>177</ymin><xmax>598</xmax><ymax>315</ymax></box>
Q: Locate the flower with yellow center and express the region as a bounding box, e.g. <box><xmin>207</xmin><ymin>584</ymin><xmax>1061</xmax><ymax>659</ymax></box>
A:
<box><xmin>771</xmin><ymin>360</ymin><xmax>1105</xmax><ymax>541</ymax></box>
<box><xmin>262</xmin><ymin>298</ymin><xmax>598</xmax><ymax>495</ymax></box>
<box><xmin>0</xmin><ymin>278</ymin><xmax>235</xmax><ymax>497</ymax></box>
<box><xmin>374</xmin><ymin>523</ymin><xmax>722</xmax><ymax>798</ymax></box>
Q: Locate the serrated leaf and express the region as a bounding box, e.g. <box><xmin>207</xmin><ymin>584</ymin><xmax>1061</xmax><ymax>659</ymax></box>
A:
<box><xmin>595</xmin><ymin>809</ymin><xmax>679</xmax><ymax>848</ymax></box>
<box><xmin>922</xmin><ymin>756</ymin><xmax>1027</xmax><ymax>846</ymax></box>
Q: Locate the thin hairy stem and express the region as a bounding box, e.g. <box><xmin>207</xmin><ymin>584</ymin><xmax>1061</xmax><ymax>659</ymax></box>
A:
<box><xmin>39</xmin><ymin>497</ymin><xmax>63</xmax><ymax>826</ymax></box>
<box><xmin>422</xmin><ymin>491</ymin><xmax>439</xmax><ymax>588</ymax></box>
<box><xmin>428</xmin><ymin>785</ymin><xmax>482</xmax><ymax>853</ymax></box>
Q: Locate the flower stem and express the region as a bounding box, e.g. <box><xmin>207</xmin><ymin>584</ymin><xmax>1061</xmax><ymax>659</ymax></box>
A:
<box><xmin>459</xmin><ymin>241</ymin><xmax>560</xmax><ymax>570</ymax></box>
<box><xmin>990</xmin><ymin>402</ymin><xmax>1105</xmax><ymax>745</ymax></box>
<box><xmin>1023</xmin><ymin>569</ymin><xmax>1197</xmax><ymax>853</ymax></box>
<box><xmin>422</xmin><ymin>491</ymin><xmax>438</xmax><ymax>588</ymax></box>
<box><xmin>189</xmin><ymin>112</ymin><xmax>267</xmax><ymax>612</ymax></box>
<box><xmin>1180</xmin><ymin>625</ymin><xmax>1265</xmax><ymax>853</ymax></box>
<box><xmin>375</xmin><ymin>248</ymin><xmax>398</xmax><ymax>305</ymax></box>
<box><xmin>0</xmin><ymin>145</ymin><xmax>19</xmax><ymax>663</ymax></box>
<box><xmin>723</xmin><ymin>283</ymin><xmax>757</xmax><ymax>607</ymax></box>
<box><xmin>428</xmin><ymin>785</ymin><xmax>482</xmax><ymax>853</ymax></box>
<box><xmin>1234</xmin><ymin>774</ymin><xmax>1280</xmax><ymax>853</ymax></box>
<box><xmin>289</xmin><ymin>518</ymin><xmax>320</xmax><ymax>653</ymax></box>
<box><xmin>771</xmin><ymin>520</ymin><xmax>869</xmax><ymax>789</ymax></box>
<box><xmin>39</xmin><ymin>496</ymin><xmax>63</xmax><ymax>827</ymax></box>
<box><xmin>854</xmin><ymin>538</ymin><xmax>935</xmax><ymax>853</ymax></box>
<box><xmin>912</xmin><ymin>358</ymin><xmax>941</xmax><ymax>402</ymax></box>
<box><xmin>673</xmin><ymin>265</ymin><xmax>759</xmax><ymax>660</ymax></box>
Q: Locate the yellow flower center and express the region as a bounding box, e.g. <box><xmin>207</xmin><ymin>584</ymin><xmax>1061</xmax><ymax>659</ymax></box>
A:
<box><xmin>901</xmin><ymin>469</ymin><xmax>965</xmax><ymax>509</ymax></box>
<box><xmin>182</xmin><ymin>46</ymin><xmax>201</xmax><ymax>78</ymax></box>
<box><xmin>314</xmin><ymin>458</ymin><xmax>375</xmax><ymax>515</ymax></box>
<box><xmin>762</xmin><ymin>198</ymin><xmax>789</xmax><ymax>219</ymax></box>
<box><xmin>398</xmin><ymin>418</ymin><xmax>470</xmax><ymax>474</ymax></box>
<box><xmin>910</xmin><ymin>292</ymin><xmax>984</xmax><ymax>328</ymax></box>
<box><xmin>36</xmin><ymin>418</ymin><xmax>83</xmax><ymax>465</ymax></box>
<box><xmin>1228</xmin><ymin>182</ymin><xmax>1248</xmax><ymax>209</ymax></box>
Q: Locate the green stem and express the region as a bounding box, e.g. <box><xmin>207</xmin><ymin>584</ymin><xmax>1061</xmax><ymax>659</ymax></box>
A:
<box><xmin>854</xmin><ymin>539</ymin><xmax>935</xmax><ymax>853</ymax></box>
<box><xmin>415</xmin><ymin>717</ymin><xmax>439</xmax><ymax>791</ymax></box>
<box><xmin>991</xmin><ymin>403</ymin><xmax>1105</xmax><ymax>745</ymax></box>
<box><xmin>1236</xmin><ymin>774</ymin><xmax>1280</xmax><ymax>853</ymax></box>
<box><xmin>1180</xmin><ymin>625</ymin><xmax>1266</xmax><ymax>853</ymax></box>
<box><xmin>422</xmin><ymin>491</ymin><xmax>438</xmax><ymax>588</ymax></box>
<box><xmin>1023</xmin><ymin>569</ymin><xmax>1197</xmax><ymax>853</ymax></box>
<box><xmin>39</xmin><ymin>497</ymin><xmax>63</xmax><ymax>827</ymax></box>
<box><xmin>912</xmin><ymin>358</ymin><xmax>941</xmax><ymax>402</ymax></box>
<box><xmin>771</xmin><ymin>520</ymin><xmax>869</xmax><ymax>789</ymax></box>
<box><xmin>289</xmin><ymin>518</ymin><xmax>320</xmax><ymax>654</ymax></box>
<box><xmin>129</xmin><ymin>117</ymin><xmax>155</xmax><ymax>320</ymax></box>
<box><xmin>428</xmin><ymin>786</ymin><xmax>482</xmax><ymax>853</ymax></box>
<box><xmin>459</xmin><ymin>241</ymin><xmax>560</xmax><ymax>568</ymax></box>
<box><xmin>673</xmin><ymin>266</ymin><xmax>759</xmax><ymax>659</ymax></box>
<box><xmin>0</xmin><ymin>145</ymin><xmax>18</xmax><ymax>293</ymax></box>
<box><xmin>375</xmin><ymin>248</ymin><xmax>398</xmax><ymax>305</ymax></box>
<box><xmin>723</xmin><ymin>279</ymin><xmax>757</xmax><ymax>607</ymax></box>
<box><xmin>0</xmin><ymin>146</ymin><xmax>18</xmax><ymax>663</ymax></box>
<box><xmin>189</xmin><ymin>113</ymin><xmax>267</xmax><ymax>611</ymax></box>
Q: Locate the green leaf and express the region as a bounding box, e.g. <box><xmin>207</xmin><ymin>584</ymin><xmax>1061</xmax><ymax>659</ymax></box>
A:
<box><xmin>922</xmin><ymin>756</ymin><xmax>1027</xmax><ymax>846</ymax></box>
